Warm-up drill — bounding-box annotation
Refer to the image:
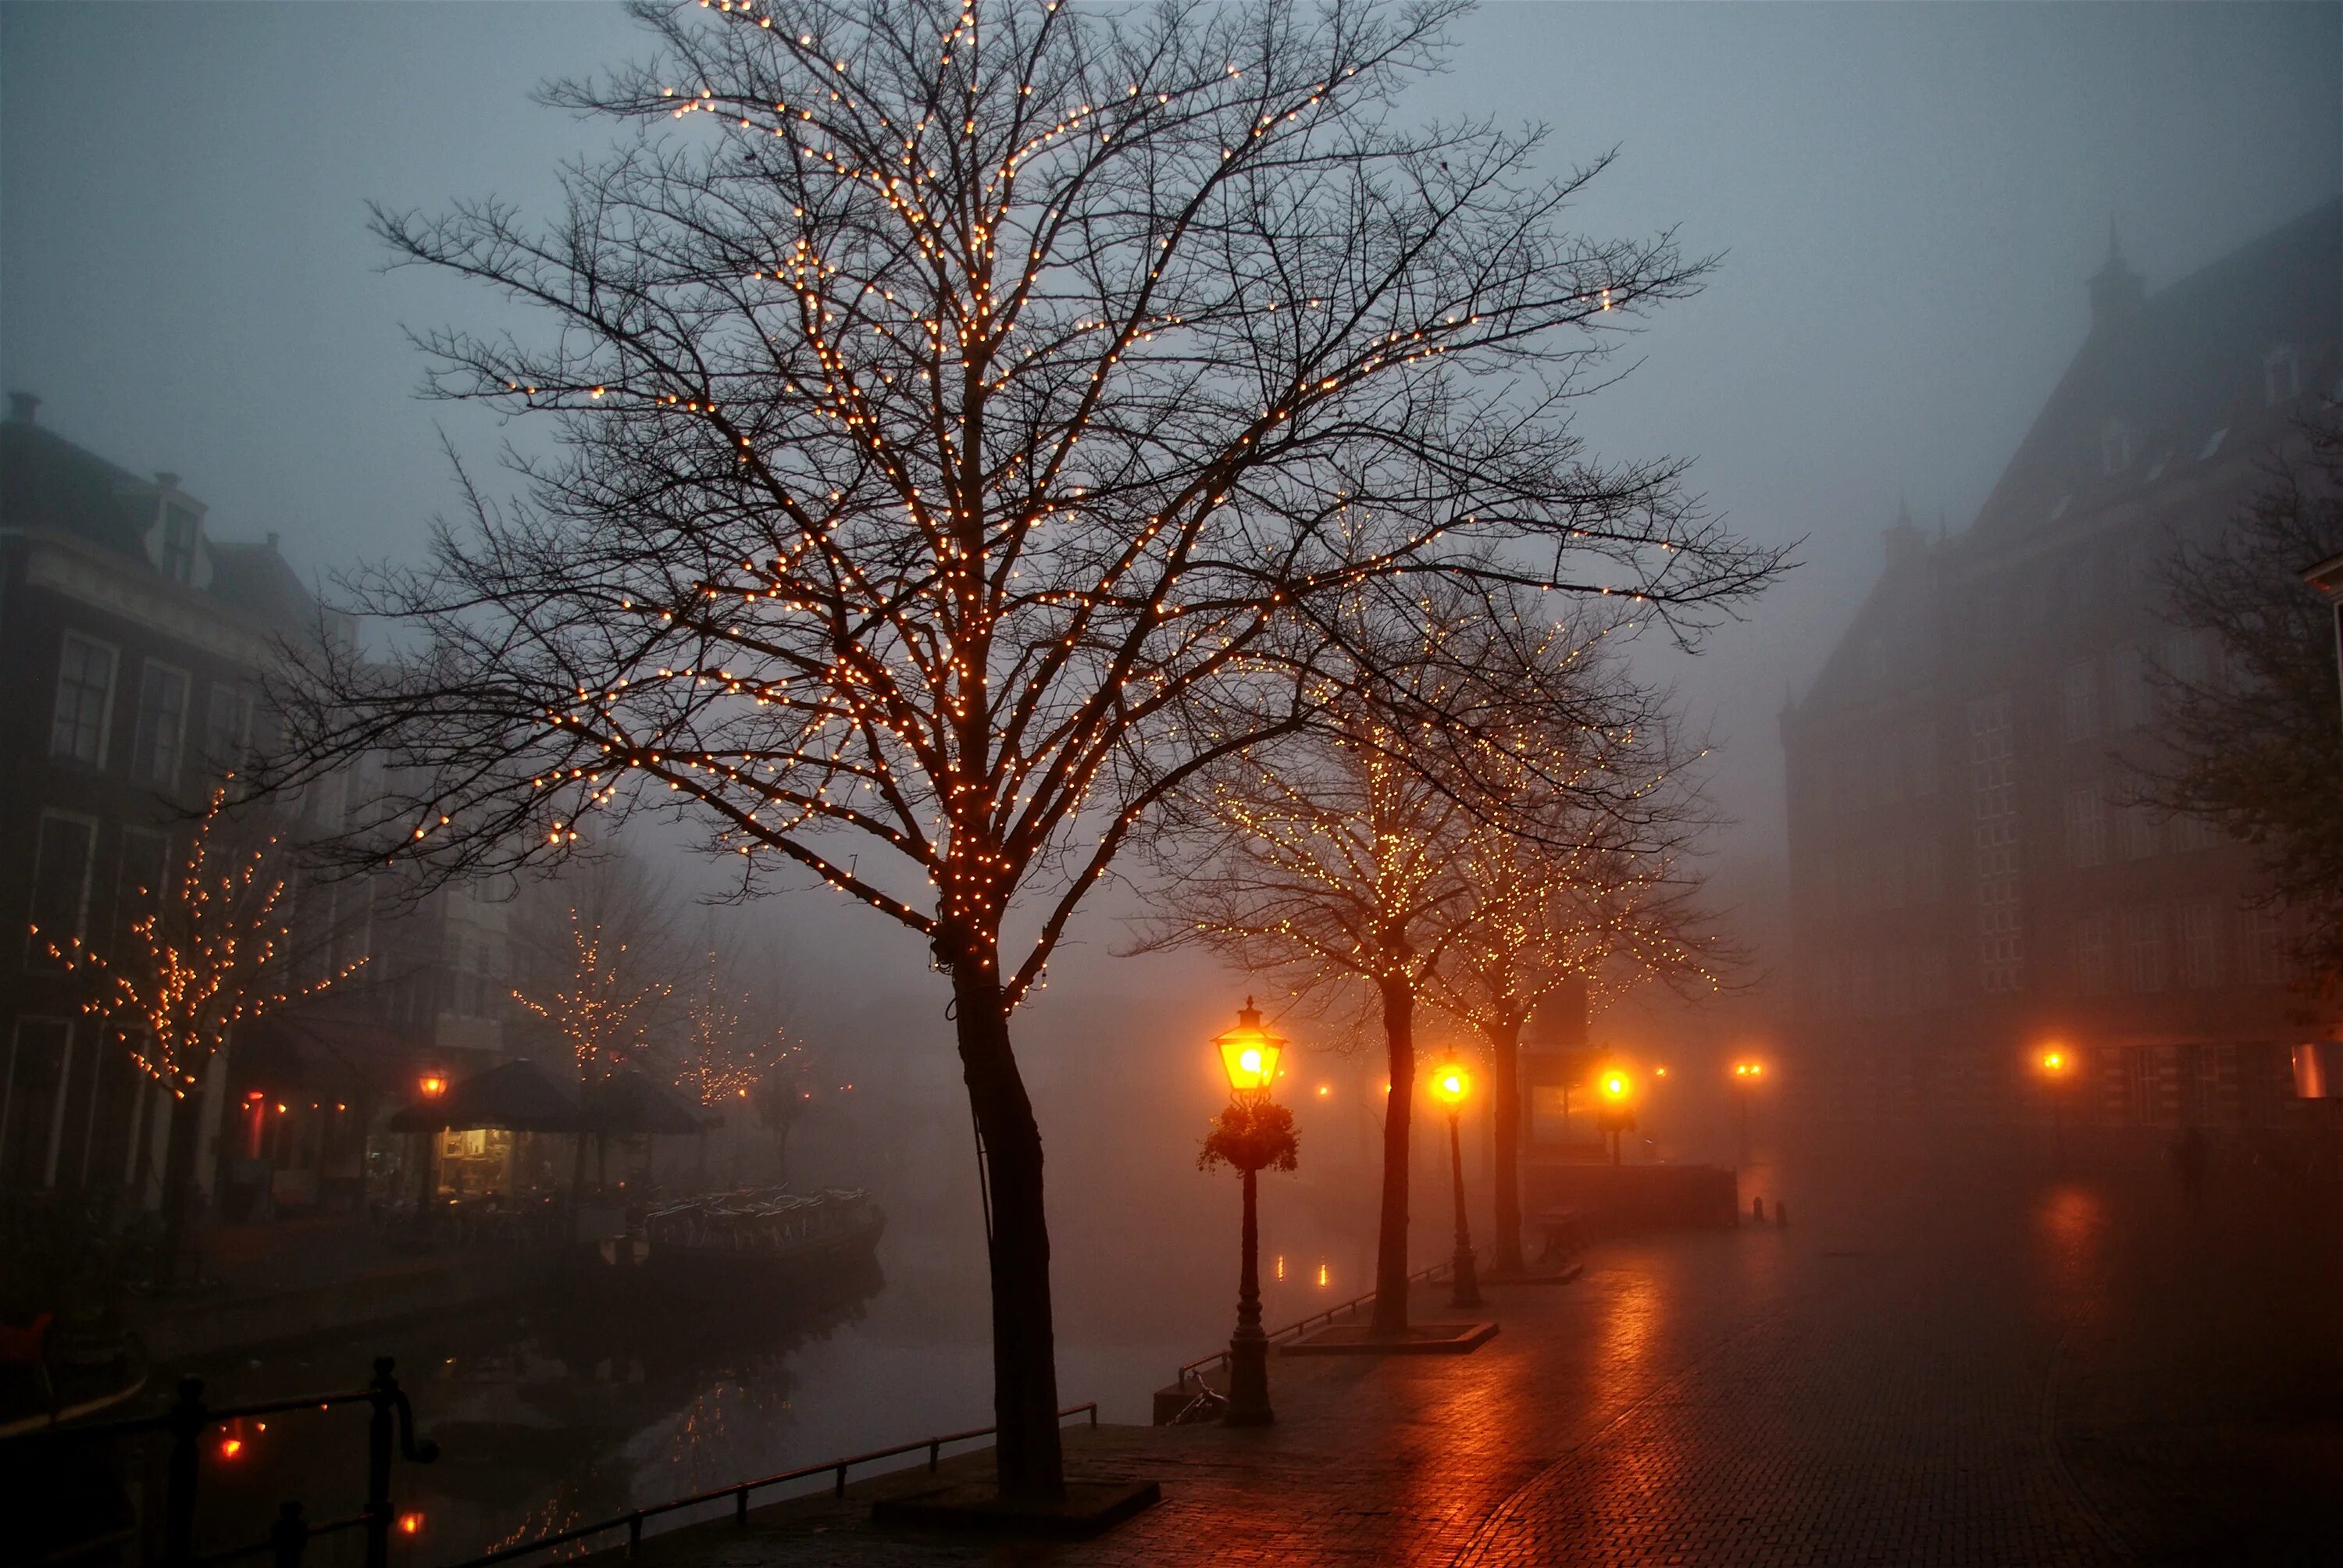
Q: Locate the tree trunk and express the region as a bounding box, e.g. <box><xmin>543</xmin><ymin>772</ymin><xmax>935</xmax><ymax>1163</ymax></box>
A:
<box><xmin>948</xmin><ymin>946</ymin><xmax>1065</xmax><ymax>1502</ymax></box>
<box><xmin>152</xmin><ymin>1091</ymin><xmax>205</xmax><ymax>1291</ymax></box>
<box><xmin>1370</xmin><ymin>975</ymin><xmax>1416</xmax><ymax>1337</ymax></box>
<box><xmin>1488</xmin><ymin>1013</ymin><xmax>1527</xmax><ymax>1275</ymax></box>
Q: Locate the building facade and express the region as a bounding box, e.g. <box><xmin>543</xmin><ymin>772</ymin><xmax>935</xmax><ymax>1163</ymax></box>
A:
<box><xmin>0</xmin><ymin>394</ymin><xmax>514</xmax><ymax>1213</ymax></box>
<box><xmin>1781</xmin><ymin>201</ymin><xmax>2342</xmax><ymax>1144</ymax></box>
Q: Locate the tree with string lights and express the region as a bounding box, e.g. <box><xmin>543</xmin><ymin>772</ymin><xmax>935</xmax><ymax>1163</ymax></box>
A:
<box><xmin>1429</xmin><ymin>771</ymin><xmax>1724</xmax><ymax>1276</ymax></box>
<box><xmin>267</xmin><ymin>0</ymin><xmax>1783</xmax><ymax>1493</ymax></box>
<box><xmin>1137</xmin><ymin>581</ymin><xmax>1679</xmax><ymax>1331</ymax></box>
<box><xmin>36</xmin><ymin>786</ymin><xmax>366</xmax><ymax>1288</ymax></box>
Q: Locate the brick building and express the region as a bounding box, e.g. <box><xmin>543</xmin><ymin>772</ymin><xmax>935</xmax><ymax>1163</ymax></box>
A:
<box><xmin>0</xmin><ymin>394</ymin><xmax>514</xmax><ymax>1213</ymax></box>
<box><xmin>1781</xmin><ymin>200</ymin><xmax>2342</xmax><ymax>1142</ymax></box>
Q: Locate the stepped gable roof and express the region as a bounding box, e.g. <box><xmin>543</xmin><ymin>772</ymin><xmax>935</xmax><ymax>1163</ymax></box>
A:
<box><xmin>1970</xmin><ymin>198</ymin><xmax>2342</xmax><ymax>543</ymax></box>
<box><xmin>0</xmin><ymin>410</ymin><xmax>158</xmax><ymax>558</ymax></box>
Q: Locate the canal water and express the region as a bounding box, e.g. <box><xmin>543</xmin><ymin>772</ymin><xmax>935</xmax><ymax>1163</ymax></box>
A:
<box><xmin>180</xmin><ymin>1185</ymin><xmax>1385</xmax><ymax>1564</ymax></box>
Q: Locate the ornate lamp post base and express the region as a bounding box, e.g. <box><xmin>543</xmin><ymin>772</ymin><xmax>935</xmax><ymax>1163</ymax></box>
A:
<box><xmin>1446</xmin><ymin>1112</ymin><xmax>1483</xmax><ymax>1310</ymax></box>
<box><xmin>1226</xmin><ymin>1166</ymin><xmax>1275</xmax><ymax>1425</ymax></box>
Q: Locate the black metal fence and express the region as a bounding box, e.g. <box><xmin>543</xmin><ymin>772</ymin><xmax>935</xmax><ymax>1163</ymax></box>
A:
<box><xmin>0</xmin><ymin>1355</ymin><xmax>438</xmax><ymax>1568</ymax></box>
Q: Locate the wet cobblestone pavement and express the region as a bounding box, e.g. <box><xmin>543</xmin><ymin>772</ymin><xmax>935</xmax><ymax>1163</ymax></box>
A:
<box><xmin>590</xmin><ymin>1139</ymin><xmax>2343</xmax><ymax>1566</ymax></box>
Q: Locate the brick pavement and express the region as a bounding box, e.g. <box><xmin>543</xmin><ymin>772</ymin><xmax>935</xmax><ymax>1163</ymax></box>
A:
<box><xmin>586</xmin><ymin>1145</ymin><xmax>2343</xmax><ymax>1566</ymax></box>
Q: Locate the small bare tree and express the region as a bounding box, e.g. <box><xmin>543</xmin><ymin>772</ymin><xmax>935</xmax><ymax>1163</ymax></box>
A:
<box><xmin>268</xmin><ymin>0</ymin><xmax>1782</xmax><ymax>1491</ymax></box>
<box><xmin>2135</xmin><ymin>407</ymin><xmax>2343</xmax><ymax>997</ymax></box>
<box><xmin>1431</xmin><ymin>792</ymin><xmax>1723</xmax><ymax>1274</ymax></box>
<box><xmin>1138</xmin><ymin>584</ymin><xmax>1658</xmax><ymax>1330</ymax></box>
<box><xmin>37</xmin><ymin>787</ymin><xmax>365</xmax><ymax>1285</ymax></box>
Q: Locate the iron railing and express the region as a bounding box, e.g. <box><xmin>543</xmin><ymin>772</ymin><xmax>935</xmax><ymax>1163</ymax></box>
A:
<box><xmin>1171</xmin><ymin>1257</ymin><xmax>1455</xmax><ymax>1405</ymax></box>
<box><xmin>438</xmin><ymin>1402</ymin><xmax>1101</xmax><ymax>1566</ymax></box>
<box><xmin>0</xmin><ymin>1354</ymin><xmax>438</xmax><ymax>1568</ymax></box>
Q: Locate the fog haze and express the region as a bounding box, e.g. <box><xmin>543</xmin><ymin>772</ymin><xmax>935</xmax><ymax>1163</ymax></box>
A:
<box><xmin>4</xmin><ymin>0</ymin><xmax>2337</xmax><ymax>1049</ymax></box>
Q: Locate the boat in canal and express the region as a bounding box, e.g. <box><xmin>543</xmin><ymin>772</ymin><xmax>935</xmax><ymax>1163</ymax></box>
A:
<box><xmin>593</xmin><ymin>1186</ymin><xmax>885</xmax><ymax>1290</ymax></box>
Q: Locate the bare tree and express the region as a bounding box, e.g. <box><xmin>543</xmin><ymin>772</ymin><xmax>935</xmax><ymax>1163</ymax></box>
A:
<box><xmin>1137</xmin><ymin>583</ymin><xmax>1663</xmax><ymax>1330</ymax></box>
<box><xmin>1429</xmin><ymin>779</ymin><xmax>1723</xmax><ymax>1274</ymax></box>
<box><xmin>268</xmin><ymin>0</ymin><xmax>1781</xmax><ymax>1491</ymax></box>
<box><xmin>37</xmin><ymin>787</ymin><xmax>366</xmax><ymax>1285</ymax></box>
<box><xmin>2135</xmin><ymin>407</ymin><xmax>2343</xmax><ymax>999</ymax></box>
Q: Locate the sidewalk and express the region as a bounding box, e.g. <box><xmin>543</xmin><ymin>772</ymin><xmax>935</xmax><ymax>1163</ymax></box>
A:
<box><xmin>565</xmin><ymin>1152</ymin><xmax>2343</xmax><ymax>1566</ymax></box>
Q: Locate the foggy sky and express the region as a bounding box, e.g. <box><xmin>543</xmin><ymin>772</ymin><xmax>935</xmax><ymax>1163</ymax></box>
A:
<box><xmin>4</xmin><ymin>2</ymin><xmax>2338</xmax><ymax>1057</ymax></box>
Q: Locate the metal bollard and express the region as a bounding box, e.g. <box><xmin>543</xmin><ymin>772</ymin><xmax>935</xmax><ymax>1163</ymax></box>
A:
<box><xmin>1751</xmin><ymin>1196</ymin><xmax>1765</xmax><ymax>1222</ymax></box>
<box><xmin>365</xmin><ymin>1359</ymin><xmax>397</xmax><ymax>1568</ymax></box>
<box><xmin>162</xmin><ymin>1376</ymin><xmax>209</xmax><ymax>1568</ymax></box>
<box><xmin>270</xmin><ymin>1501</ymin><xmax>310</xmax><ymax>1568</ymax></box>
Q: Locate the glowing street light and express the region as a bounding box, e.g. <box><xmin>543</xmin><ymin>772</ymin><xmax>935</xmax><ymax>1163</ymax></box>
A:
<box><xmin>1594</xmin><ymin>1067</ymin><xmax>1635</xmax><ymax>1165</ymax></box>
<box><xmin>1207</xmin><ymin>998</ymin><xmax>1291</xmax><ymax>1427</ymax></box>
<box><xmin>1428</xmin><ymin>1058</ymin><xmax>1482</xmax><ymax>1309</ymax></box>
<box><xmin>2036</xmin><ymin>1043</ymin><xmax>2075</xmax><ymax>1166</ymax></box>
<box><xmin>1731</xmin><ymin>1059</ymin><xmax>1766</xmax><ymax>1168</ymax></box>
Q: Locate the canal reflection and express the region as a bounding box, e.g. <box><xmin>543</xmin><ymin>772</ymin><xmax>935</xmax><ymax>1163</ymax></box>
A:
<box><xmin>188</xmin><ymin>1256</ymin><xmax>884</xmax><ymax>1564</ymax></box>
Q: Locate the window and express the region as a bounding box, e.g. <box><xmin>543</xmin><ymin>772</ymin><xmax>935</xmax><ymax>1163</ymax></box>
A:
<box><xmin>2264</xmin><ymin>345</ymin><xmax>2302</xmax><ymax>407</ymax></box>
<box><xmin>2110</xmin><ymin>646</ymin><xmax>2149</xmax><ymax>730</ymax></box>
<box><xmin>204</xmin><ymin>684</ymin><xmax>253</xmax><ymax>772</ymax></box>
<box><xmin>49</xmin><ymin>634</ymin><xmax>118</xmax><ymax>764</ymax></box>
<box><xmin>2063</xmin><ymin>786</ymin><xmax>2106</xmax><ymax>868</ymax></box>
<box><xmin>27</xmin><ymin>812</ymin><xmax>97</xmax><ymax>969</ymax></box>
<box><xmin>2241</xmin><ymin>906</ymin><xmax>2287</xmax><ymax>985</ymax></box>
<box><xmin>2180</xmin><ymin>903</ymin><xmax>2222</xmax><ymax>989</ymax></box>
<box><xmin>159</xmin><ymin>502</ymin><xmax>201</xmax><ymax>583</ymax></box>
<box><xmin>2122</xmin><ymin>906</ymin><xmax>2168</xmax><ymax>993</ymax></box>
<box><xmin>2</xmin><ymin>1019</ymin><xmax>73</xmax><ymax>1187</ymax></box>
<box><xmin>2199</xmin><ymin>426</ymin><xmax>2228</xmax><ymax>462</ymax></box>
<box><xmin>2120</xmin><ymin>804</ymin><xmax>2161</xmax><ymax>861</ymax></box>
<box><xmin>2170</xmin><ymin>811</ymin><xmax>2224</xmax><ymax>852</ymax></box>
<box><xmin>2100</xmin><ymin>421</ymin><xmax>2133</xmax><ymax>475</ymax></box>
<box><xmin>133</xmin><ymin>663</ymin><xmax>191</xmax><ymax>787</ymax></box>
<box><xmin>2162</xmin><ymin>629</ymin><xmax>2213</xmax><ymax>690</ymax></box>
<box><xmin>2073</xmin><ymin>912</ymin><xmax>2113</xmax><ymax>995</ymax></box>
<box><xmin>2060</xmin><ymin>660</ymin><xmax>2099</xmax><ymax>742</ymax></box>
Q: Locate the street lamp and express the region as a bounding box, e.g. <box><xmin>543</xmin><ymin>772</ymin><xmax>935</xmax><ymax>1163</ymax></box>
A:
<box><xmin>1731</xmin><ymin>1060</ymin><xmax>1765</xmax><ymax>1167</ymax></box>
<box><xmin>1209</xmin><ymin>997</ymin><xmax>1289</xmax><ymax>1427</ymax></box>
<box><xmin>2036</xmin><ymin>1046</ymin><xmax>2074</xmax><ymax>1167</ymax></box>
<box><xmin>1595</xmin><ymin>1068</ymin><xmax>1635</xmax><ymax>1165</ymax></box>
<box><xmin>1428</xmin><ymin>1057</ymin><xmax>1482</xmax><ymax>1309</ymax></box>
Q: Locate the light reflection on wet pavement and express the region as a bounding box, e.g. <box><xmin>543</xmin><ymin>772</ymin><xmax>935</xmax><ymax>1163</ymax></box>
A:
<box><xmin>188</xmin><ymin>1131</ymin><xmax>2343</xmax><ymax>1564</ymax></box>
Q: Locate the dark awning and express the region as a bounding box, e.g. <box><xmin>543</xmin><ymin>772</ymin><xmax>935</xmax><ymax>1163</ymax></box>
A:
<box><xmin>580</xmin><ymin>1068</ymin><xmax>714</xmax><ymax>1135</ymax></box>
<box><xmin>387</xmin><ymin>1058</ymin><xmax>583</xmax><ymax>1133</ymax></box>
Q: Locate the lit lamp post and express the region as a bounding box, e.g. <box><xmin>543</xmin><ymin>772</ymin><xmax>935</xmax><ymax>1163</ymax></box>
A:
<box><xmin>1206</xmin><ymin>999</ymin><xmax>1293</xmax><ymax>1427</ymax></box>
<box><xmin>1429</xmin><ymin>1058</ymin><xmax>1483</xmax><ymax>1310</ymax></box>
<box><xmin>1594</xmin><ymin>1068</ymin><xmax>1635</xmax><ymax>1165</ymax></box>
<box><xmin>1731</xmin><ymin>1060</ymin><xmax>1765</xmax><ymax>1168</ymax></box>
<box><xmin>2037</xmin><ymin>1046</ymin><xmax>2074</xmax><ymax>1167</ymax></box>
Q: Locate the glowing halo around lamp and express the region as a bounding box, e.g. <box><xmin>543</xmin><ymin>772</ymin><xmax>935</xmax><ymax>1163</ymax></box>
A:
<box><xmin>1214</xmin><ymin>996</ymin><xmax>1286</xmax><ymax>1096</ymax></box>
<box><xmin>1430</xmin><ymin>1060</ymin><xmax>1471</xmax><ymax>1109</ymax></box>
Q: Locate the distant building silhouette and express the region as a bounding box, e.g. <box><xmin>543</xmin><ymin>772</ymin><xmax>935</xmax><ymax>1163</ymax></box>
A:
<box><xmin>1781</xmin><ymin>200</ymin><xmax>2342</xmax><ymax>1142</ymax></box>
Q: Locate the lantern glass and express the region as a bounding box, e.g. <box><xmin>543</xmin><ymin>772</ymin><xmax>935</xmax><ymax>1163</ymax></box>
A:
<box><xmin>1430</xmin><ymin>1060</ymin><xmax>1470</xmax><ymax>1108</ymax></box>
<box><xmin>1214</xmin><ymin>998</ymin><xmax>1286</xmax><ymax>1095</ymax></box>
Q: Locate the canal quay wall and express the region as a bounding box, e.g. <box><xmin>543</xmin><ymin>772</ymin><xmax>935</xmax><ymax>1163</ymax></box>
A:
<box><xmin>131</xmin><ymin>1247</ymin><xmax>543</xmax><ymax>1363</ymax></box>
